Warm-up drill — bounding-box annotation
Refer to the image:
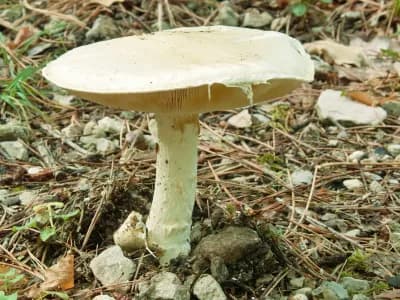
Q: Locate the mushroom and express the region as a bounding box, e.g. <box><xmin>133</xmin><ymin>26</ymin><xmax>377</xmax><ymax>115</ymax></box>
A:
<box><xmin>42</xmin><ymin>26</ymin><xmax>314</xmax><ymax>264</ymax></box>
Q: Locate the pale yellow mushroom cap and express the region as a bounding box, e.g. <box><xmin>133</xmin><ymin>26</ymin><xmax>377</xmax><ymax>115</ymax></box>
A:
<box><xmin>43</xmin><ymin>26</ymin><xmax>314</xmax><ymax>113</ymax></box>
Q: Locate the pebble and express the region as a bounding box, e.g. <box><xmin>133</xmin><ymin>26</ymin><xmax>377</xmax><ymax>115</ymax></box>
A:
<box><xmin>0</xmin><ymin>141</ymin><xmax>29</xmax><ymax>160</ymax></box>
<box><xmin>214</xmin><ymin>1</ymin><xmax>239</xmax><ymax>26</ymax></box>
<box><xmin>86</xmin><ymin>15</ymin><xmax>119</xmax><ymax>41</ymax></box>
<box><xmin>96</xmin><ymin>116</ymin><xmax>124</xmax><ymax>135</ymax></box>
<box><xmin>89</xmin><ymin>246</ymin><xmax>136</xmax><ymax>288</ymax></box>
<box><xmin>96</xmin><ymin>138</ymin><xmax>118</xmax><ymax>154</ymax></box>
<box><xmin>348</xmin><ymin>151</ymin><xmax>366</xmax><ymax>162</ymax></box>
<box><xmin>290</xmin><ymin>277</ymin><xmax>305</xmax><ymax>289</ymax></box>
<box><xmin>137</xmin><ymin>272</ymin><xmax>189</xmax><ymax>300</ymax></box>
<box><xmin>192</xmin><ymin>226</ymin><xmax>262</xmax><ymax>265</ymax></box>
<box><xmin>343</xmin><ymin>179</ymin><xmax>363</xmax><ymax>191</ymax></box>
<box><xmin>312</xmin><ymin>281</ymin><xmax>349</xmax><ymax>300</ymax></box>
<box><xmin>227</xmin><ymin>109</ymin><xmax>252</xmax><ymax>128</ymax></box>
<box><xmin>0</xmin><ymin>123</ymin><xmax>29</xmax><ymax>141</ymax></box>
<box><xmin>92</xmin><ymin>295</ymin><xmax>115</xmax><ymax>300</ymax></box>
<box><xmin>242</xmin><ymin>8</ymin><xmax>273</xmax><ymax>28</ymax></box>
<box><xmin>290</xmin><ymin>169</ymin><xmax>313</xmax><ymax>186</ymax></box>
<box><xmin>340</xmin><ymin>277</ymin><xmax>370</xmax><ymax>294</ymax></box>
<box><xmin>193</xmin><ymin>274</ymin><xmax>227</xmax><ymax>300</ymax></box>
<box><xmin>387</xmin><ymin>144</ymin><xmax>400</xmax><ymax>156</ymax></box>
<box><xmin>369</xmin><ymin>181</ymin><xmax>384</xmax><ymax>193</ymax></box>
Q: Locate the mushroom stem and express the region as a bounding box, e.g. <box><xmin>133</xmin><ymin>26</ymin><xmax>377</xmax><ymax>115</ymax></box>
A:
<box><xmin>146</xmin><ymin>113</ymin><xmax>199</xmax><ymax>264</ymax></box>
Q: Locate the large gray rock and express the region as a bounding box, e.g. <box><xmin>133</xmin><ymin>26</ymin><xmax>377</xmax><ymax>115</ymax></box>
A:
<box><xmin>193</xmin><ymin>274</ymin><xmax>227</xmax><ymax>300</ymax></box>
<box><xmin>242</xmin><ymin>8</ymin><xmax>273</xmax><ymax>28</ymax></box>
<box><xmin>137</xmin><ymin>272</ymin><xmax>189</xmax><ymax>300</ymax></box>
<box><xmin>316</xmin><ymin>90</ymin><xmax>386</xmax><ymax>125</ymax></box>
<box><xmin>89</xmin><ymin>246</ymin><xmax>136</xmax><ymax>287</ymax></box>
<box><xmin>192</xmin><ymin>226</ymin><xmax>262</xmax><ymax>265</ymax></box>
<box><xmin>0</xmin><ymin>141</ymin><xmax>29</xmax><ymax>160</ymax></box>
<box><xmin>340</xmin><ymin>277</ymin><xmax>370</xmax><ymax>295</ymax></box>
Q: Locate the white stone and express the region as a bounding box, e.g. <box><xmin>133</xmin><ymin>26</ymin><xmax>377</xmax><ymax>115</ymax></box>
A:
<box><xmin>369</xmin><ymin>181</ymin><xmax>384</xmax><ymax>193</ymax></box>
<box><xmin>193</xmin><ymin>274</ymin><xmax>227</xmax><ymax>300</ymax></box>
<box><xmin>97</xmin><ymin>116</ymin><xmax>124</xmax><ymax>134</ymax></box>
<box><xmin>61</xmin><ymin>123</ymin><xmax>82</xmax><ymax>139</ymax></box>
<box><xmin>83</xmin><ymin>120</ymin><xmax>98</xmax><ymax>135</ymax></box>
<box><xmin>89</xmin><ymin>246</ymin><xmax>135</xmax><ymax>287</ymax></box>
<box><xmin>343</xmin><ymin>179</ymin><xmax>363</xmax><ymax>190</ymax></box>
<box><xmin>387</xmin><ymin>144</ymin><xmax>400</xmax><ymax>156</ymax></box>
<box><xmin>290</xmin><ymin>169</ymin><xmax>313</xmax><ymax>186</ymax></box>
<box><xmin>19</xmin><ymin>191</ymin><xmax>38</xmax><ymax>206</ymax></box>
<box><xmin>242</xmin><ymin>8</ymin><xmax>273</xmax><ymax>28</ymax></box>
<box><xmin>96</xmin><ymin>138</ymin><xmax>117</xmax><ymax>154</ymax></box>
<box><xmin>92</xmin><ymin>295</ymin><xmax>115</xmax><ymax>300</ymax></box>
<box><xmin>316</xmin><ymin>90</ymin><xmax>387</xmax><ymax>125</ymax></box>
<box><xmin>227</xmin><ymin>109</ymin><xmax>252</xmax><ymax>128</ymax></box>
<box><xmin>0</xmin><ymin>141</ymin><xmax>29</xmax><ymax>160</ymax></box>
<box><xmin>348</xmin><ymin>151</ymin><xmax>366</xmax><ymax>162</ymax></box>
<box><xmin>345</xmin><ymin>229</ymin><xmax>361</xmax><ymax>237</ymax></box>
<box><xmin>137</xmin><ymin>272</ymin><xmax>189</xmax><ymax>300</ymax></box>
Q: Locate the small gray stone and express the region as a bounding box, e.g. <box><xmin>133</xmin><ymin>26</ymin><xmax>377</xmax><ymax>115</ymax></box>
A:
<box><xmin>0</xmin><ymin>189</ymin><xmax>19</xmax><ymax>206</ymax></box>
<box><xmin>342</xmin><ymin>11</ymin><xmax>362</xmax><ymax>20</ymax></box>
<box><xmin>215</xmin><ymin>1</ymin><xmax>239</xmax><ymax>26</ymax></box>
<box><xmin>0</xmin><ymin>141</ymin><xmax>29</xmax><ymax>160</ymax></box>
<box><xmin>83</xmin><ymin>121</ymin><xmax>98</xmax><ymax>136</ymax></box>
<box><xmin>192</xmin><ymin>226</ymin><xmax>262</xmax><ymax>265</ymax></box>
<box><xmin>290</xmin><ymin>170</ymin><xmax>313</xmax><ymax>186</ymax></box>
<box><xmin>19</xmin><ymin>191</ymin><xmax>38</xmax><ymax>206</ymax></box>
<box><xmin>294</xmin><ymin>287</ymin><xmax>313</xmax><ymax>297</ymax></box>
<box><xmin>61</xmin><ymin>123</ymin><xmax>82</xmax><ymax>140</ymax></box>
<box><xmin>340</xmin><ymin>277</ymin><xmax>370</xmax><ymax>294</ymax></box>
<box><xmin>290</xmin><ymin>294</ymin><xmax>308</xmax><ymax>300</ymax></box>
<box><xmin>193</xmin><ymin>274</ymin><xmax>227</xmax><ymax>300</ymax></box>
<box><xmin>92</xmin><ymin>295</ymin><xmax>115</xmax><ymax>300</ymax></box>
<box><xmin>351</xmin><ymin>294</ymin><xmax>370</xmax><ymax>300</ymax></box>
<box><xmin>89</xmin><ymin>246</ymin><xmax>136</xmax><ymax>287</ymax></box>
<box><xmin>313</xmin><ymin>281</ymin><xmax>349</xmax><ymax>300</ymax></box>
<box><xmin>97</xmin><ymin>117</ymin><xmax>124</xmax><ymax>135</ymax></box>
<box><xmin>369</xmin><ymin>181</ymin><xmax>384</xmax><ymax>193</ymax></box>
<box><xmin>253</xmin><ymin>113</ymin><xmax>270</xmax><ymax>124</ymax></box>
<box><xmin>137</xmin><ymin>272</ymin><xmax>189</xmax><ymax>300</ymax></box>
<box><xmin>86</xmin><ymin>15</ymin><xmax>119</xmax><ymax>41</ymax></box>
<box><xmin>228</xmin><ymin>109</ymin><xmax>252</xmax><ymax>128</ymax></box>
<box><xmin>242</xmin><ymin>8</ymin><xmax>273</xmax><ymax>28</ymax></box>
<box><xmin>345</xmin><ymin>229</ymin><xmax>360</xmax><ymax>237</ymax></box>
<box><xmin>0</xmin><ymin>123</ymin><xmax>29</xmax><ymax>141</ymax></box>
<box><xmin>348</xmin><ymin>151</ymin><xmax>366</xmax><ymax>162</ymax></box>
<box><xmin>387</xmin><ymin>144</ymin><xmax>400</xmax><ymax>156</ymax></box>
<box><xmin>343</xmin><ymin>179</ymin><xmax>363</xmax><ymax>191</ymax></box>
<box><xmin>290</xmin><ymin>277</ymin><xmax>305</xmax><ymax>289</ymax></box>
<box><xmin>382</xmin><ymin>101</ymin><xmax>400</xmax><ymax>117</ymax></box>
<box><xmin>96</xmin><ymin>138</ymin><xmax>117</xmax><ymax>154</ymax></box>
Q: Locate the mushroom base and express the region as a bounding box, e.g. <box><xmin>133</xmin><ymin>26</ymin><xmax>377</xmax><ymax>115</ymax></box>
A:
<box><xmin>146</xmin><ymin>113</ymin><xmax>199</xmax><ymax>264</ymax></box>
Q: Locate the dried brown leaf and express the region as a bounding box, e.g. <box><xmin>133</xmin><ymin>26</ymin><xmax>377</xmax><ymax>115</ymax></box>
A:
<box><xmin>40</xmin><ymin>254</ymin><xmax>74</xmax><ymax>291</ymax></box>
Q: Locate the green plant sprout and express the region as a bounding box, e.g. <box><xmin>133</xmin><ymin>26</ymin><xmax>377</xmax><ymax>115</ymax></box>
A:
<box><xmin>12</xmin><ymin>202</ymin><xmax>80</xmax><ymax>242</ymax></box>
<box><xmin>290</xmin><ymin>0</ymin><xmax>333</xmax><ymax>17</ymax></box>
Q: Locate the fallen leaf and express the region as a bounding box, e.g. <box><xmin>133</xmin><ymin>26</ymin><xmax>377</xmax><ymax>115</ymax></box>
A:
<box><xmin>40</xmin><ymin>254</ymin><xmax>74</xmax><ymax>291</ymax></box>
<box><xmin>90</xmin><ymin>0</ymin><xmax>125</xmax><ymax>6</ymax></box>
<box><xmin>304</xmin><ymin>40</ymin><xmax>367</xmax><ymax>67</ymax></box>
<box><xmin>347</xmin><ymin>91</ymin><xmax>380</xmax><ymax>107</ymax></box>
<box><xmin>7</xmin><ymin>26</ymin><xmax>34</xmax><ymax>49</ymax></box>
